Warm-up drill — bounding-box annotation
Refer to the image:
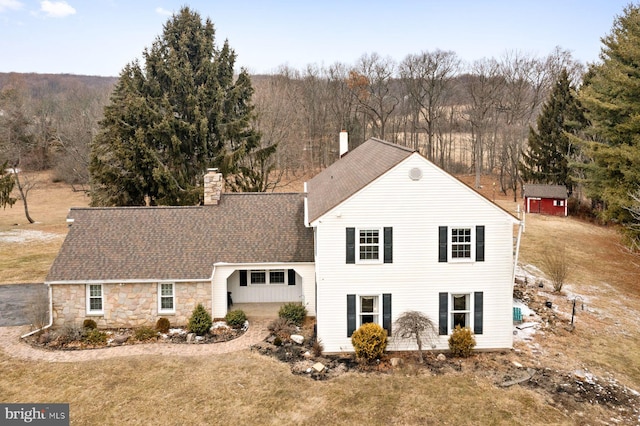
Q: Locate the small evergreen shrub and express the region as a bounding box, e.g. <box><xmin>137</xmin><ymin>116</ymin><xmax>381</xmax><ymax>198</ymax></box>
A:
<box><xmin>278</xmin><ymin>302</ymin><xmax>307</xmax><ymax>326</ymax></box>
<box><xmin>155</xmin><ymin>317</ymin><xmax>171</xmax><ymax>333</ymax></box>
<box><xmin>83</xmin><ymin>319</ymin><xmax>97</xmax><ymax>330</ymax></box>
<box><xmin>225</xmin><ymin>309</ymin><xmax>247</xmax><ymax>329</ymax></box>
<box><xmin>268</xmin><ymin>317</ymin><xmax>296</xmax><ymax>339</ymax></box>
<box><xmin>273</xmin><ymin>336</ymin><xmax>282</xmax><ymax>346</ymax></box>
<box><xmin>448</xmin><ymin>325</ymin><xmax>476</xmax><ymax>357</ymax></box>
<box><xmin>188</xmin><ymin>303</ymin><xmax>213</xmax><ymax>336</ymax></box>
<box><xmin>134</xmin><ymin>326</ymin><xmax>158</xmax><ymax>341</ymax></box>
<box><xmin>83</xmin><ymin>328</ymin><xmax>107</xmax><ymax>345</ymax></box>
<box><xmin>351</xmin><ymin>323</ymin><xmax>387</xmax><ymax>363</ymax></box>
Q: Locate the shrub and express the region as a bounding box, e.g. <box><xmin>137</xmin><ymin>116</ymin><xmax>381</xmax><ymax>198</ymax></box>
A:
<box><xmin>58</xmin><ymin>323</ymin><xmax>84</xmax><ymax>344</ymax></box>
<box><xmin>448</xmin><ymin>325</ymin><xmax>476</xmax><ymax>357</ymax></box>
<box><xmin>225</xmin><ymin>309</ymin><xmax>247</xmax><ymax>329</ymax></box>
<box><xmin>351</xmin><ymin>323</ymin><xmax>387</xmax><ymax>363</ymax></box>
<box><xmin>83</xmin><ymin>328</ymin><xmax>107</xmax><ymax>345</ymax></box>
<box><xmin>278</xmin><ymin>302</ymin><xmax>307</xmax><ymax>326</ymax></box>
<box><xmin>155</xmin><ymin>317</ymin><xmax>171</xmax><ymax>333</ymax></box>
<box><xmin>273</xmin><ymin>336</ymin><xmax>282</xmax><ymax>346</ymax></box>
<box><xmin>268</xmin><ymin>317</ymin><xmax>296</xmax><ymax>339</ymax></box>
<box><xmin>83</xmin><ymin>319</ymin><xmax>97</xmax><ymax>330</ymax></box>
<box><xmin>134</xmin><ymin>326</ymin><xmax>158</xmax><ymax>341</ymax></box>
<box><xmin>188</xmin><ymin>303</ymin><xmax>213</xmax><ymax>336</ymax></box>
<box><xmin>541</xmin><ymin>245</ymin><xmax>570</xmax><ymax>292</ymax></box>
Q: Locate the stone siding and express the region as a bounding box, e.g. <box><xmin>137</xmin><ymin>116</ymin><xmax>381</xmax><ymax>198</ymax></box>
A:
<box><xmin>51</xmin><ymin>282</ymin><xmax>212</xmax><ymax>328</ymax></box>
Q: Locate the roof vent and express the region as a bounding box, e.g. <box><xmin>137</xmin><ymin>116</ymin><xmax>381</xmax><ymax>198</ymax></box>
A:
<box><xmin>409</xmin><ymin>167</ymin><xmax>423</xmax><ymax>181</ymax></box>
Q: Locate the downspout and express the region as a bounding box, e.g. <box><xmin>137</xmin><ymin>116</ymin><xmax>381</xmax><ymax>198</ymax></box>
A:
<box><xmin>512</xmin><ymin>220</ymin><xmax>524</xmax><ymax>286</ymax></box>
<box><xmin>21</xmin><ymin>283</ymin><xmax>53</xmax><ymax>339</ymax></box>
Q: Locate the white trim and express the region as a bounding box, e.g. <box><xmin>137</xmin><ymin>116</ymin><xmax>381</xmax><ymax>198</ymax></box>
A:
<box><xmin>158</xmin><ymin>282</ymin><xmax>176</xmax><ymax>314</ymax></box>
<box><xmin>448</xmin><ymin>225</ymin><xmax>475</xmax><ymax>263</ymax></box>
<box><xmin>356</xmin><ymin>294</ymin><xmax>382</xmax><ymax>327</ymax></box>
<box><xmin>86</xmin><ymin>283</ymin><xmax>104</xmax><ymax>316</ymax></box>
<box><xmin>356</xmin><ymin>227</ymin><xmax>383</xmax><ymax>264</ymax></box>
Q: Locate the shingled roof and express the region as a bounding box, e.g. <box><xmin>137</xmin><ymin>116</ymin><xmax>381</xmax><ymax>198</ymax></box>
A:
<box><xmin>306</xmin><ymin>138</ymin><xmax>415</xmax><ymax>223</ymax></box>
<box><xmin>46</xmin><ymin>193</ymin><xmax>314</xmax><ymax>283</ymax></box>
<box><xmin>523</xmin><ymin>184</ymin><xmax>568</xmax><ymax>199</ymax></box>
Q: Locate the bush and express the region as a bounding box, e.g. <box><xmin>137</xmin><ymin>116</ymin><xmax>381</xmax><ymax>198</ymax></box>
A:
<box><xmin>83</xmin><ymin>328</ymin><xmax>107</xmax><ymax>345</ymax></box>
<box><xmin>134</xmin><ymin>326</ymin><xmax>158</xmax><ymax>341</ymax></box>
<box><xmin>351</xmin><ymin>323</ymin><xmax>387</xmax><ymax>363</ymax></box>
<box><xmin>268</xmin><ymin>317</ymin><xmax>296</xmax><ymax>339</ymax></box>
<box><xmin>278</xmin><ymin>302</ymin><xmax>307</xmax><ymax>326</ymax></box>
<box><xmin>225</xmin><ymin>309</ymin><xmax>247</xmax><ymax>329</ymax></box>
<box><xmin>188</xmin><ymin>303</ymin><xmax>213</xmax><ymax>336</ymax></box>
<box><xmin>83</xmin><ymin>319</ymin><xmax>97</xmax><ymax>330</ymax></box>
<box><xmin>155</xmin><ymin>317</ymin><xmax>171</xmax><ymax>333</ymax></box>
<box><xmin>273</xmin><ymin>336</ymin><xmax>282</xmax><ymax>346</ymax></box>
<box><xmin>448</xmin><ymin>325</ymin><xmax>476</xmax><ymax>357</ymax></box>
<box><xmin>58</xmin><ymin>323</ymin><xmax>84</xmax><ymax>344</ymax></box>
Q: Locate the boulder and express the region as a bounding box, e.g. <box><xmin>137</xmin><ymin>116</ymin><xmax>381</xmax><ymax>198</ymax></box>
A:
<box><xmin>186</xmin><ymin>333</ymin><xmax>196</xmax><ymax>343</ymax></box>
<box><xmin>290</xmin><ymin>334</ymin><xmax>304</xmax><ymax>345</ymax></box>
<box><xmin>436</xmin><ymin>353</ymin><xmax>446</xmax><ymax>361</ymax></box>
<box><xmin>114</xmin><ymin>335</ymin><xmax>129</xmax><ymax>344</ymax></box>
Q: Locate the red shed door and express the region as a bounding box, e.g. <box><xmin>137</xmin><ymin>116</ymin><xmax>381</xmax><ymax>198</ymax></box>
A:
<box><xmin>529</xmin><ymin>198</ymin><xmax>541</xmax><ymax>213</ymax></box>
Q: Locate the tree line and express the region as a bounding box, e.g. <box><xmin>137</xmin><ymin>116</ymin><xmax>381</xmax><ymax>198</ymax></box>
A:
<box><xmin>2</xmin><ymin>5</ymin><xmax>640</xmax><ymax>248</ymax></box>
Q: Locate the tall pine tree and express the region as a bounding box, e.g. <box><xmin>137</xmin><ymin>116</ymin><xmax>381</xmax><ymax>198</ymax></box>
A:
<box><xmin>578</xmin><ymin>4</ymin><xmax>640</xmax><ymax>222</ymax></box>
<box><xmin>520</xmin><ymin>69</ymin><xmax>586</xmax><ymax>195</ymax></box>
<box><xmin>89</xmin><ymin>7</ymin><xmax>270</xmax><ymax>206</ymax></box>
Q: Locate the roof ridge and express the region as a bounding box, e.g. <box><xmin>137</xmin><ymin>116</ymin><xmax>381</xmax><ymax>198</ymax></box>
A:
<box><xmin>368</xmin><ymin>137</ymin><xmax>415</xmax><ymax>153</ymax></box>
<box><xmin>69</xmin><ymin>206</ymin><xmax>202</xmax><ymax>211</ymax></box>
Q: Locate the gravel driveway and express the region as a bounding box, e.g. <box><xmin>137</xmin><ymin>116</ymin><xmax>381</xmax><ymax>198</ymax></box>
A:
<box><xmin>0</xmin><ymin>283</ymin><xmax>48</xmax><ymax>327</ymax></box>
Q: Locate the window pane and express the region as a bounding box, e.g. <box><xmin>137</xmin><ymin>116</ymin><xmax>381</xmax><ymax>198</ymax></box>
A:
<box><xmin>269</xmin><ymin>270</ymin><xmax>285</xmax><ymax>284</ymax></box>
<box><xmin>361</xmin><ymin>314</ymin><xmax>376</xmax><ymax>324</ymax></box>
<box><xmin>361</xmin><ymin>296</ymin><xmax>377</xmax><ymax>313</ymax></box>
<box><xmin>161</xmin><ymin>283</ymin><xmax>173</xmax><ymax>296</ymax></box>
<box><xmin>89</xmin><ymin>285</ymin><xmax>101</xmax><ymax>297</ymax></box>
<box><xmin>251</xmin><ymin>271</ymin><xmax>266</xmax><ymax>284</ymax></box>
<box><xmin>453</xmin><ymin>312</ymin><xmax>467</xmax><ymax>328</ymax></box>
<box><xmin>451</xmin><ymin>228</ymin><xmax>471</xmax><ymax>258</ymax></box>
<box><xmin>161</xmin><ymin>297</ymin><xmax>173</xmax><ymax>310</ymax></box>
<box><xmin>90</xmin><ymin>297</ymin><xmax>102</xmax><ymax>311</ymax></box>
<box><xmin>453</xmin><ymin>294</ymin><xmax>468</xmax><ymax>310</ymax></box>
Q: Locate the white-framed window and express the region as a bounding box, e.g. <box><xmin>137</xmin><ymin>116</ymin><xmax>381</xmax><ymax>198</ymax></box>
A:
<box><xmin>158</xmin><ymin>283</ymin><xmax>175</xmax><ymax>314</ymax></box>
<box><xmin>86</xmin><ymin>284</ymin><xmax>104</xmax><ymax>315</ymax></box>
<box><xmin>250</xmin><ymin>269</ymin><xmax>286</xmax><ymax>285</ymax></box>
<box><xmin>358</xmin><ymin>228</ymin><xmax>381</xmax><ymax>262</ymax></box>
<box><xmin>359</xmin><ymin>295</ymin><xmax>380</xmax><ymax>326</ymax></box>
<box><xmin>553</xmin><ymin>199</ymin><xmax>565</xmax><ymax>207</ymax></box>
<box><xmin>451</xmin><ymin>293</ymin><xmax>471</xmax><ymax>329</ymax></box>
<box><xmin>450</xmin><ymin>227</ymin><xmax>473</xmax><ymax>260</ymax></box>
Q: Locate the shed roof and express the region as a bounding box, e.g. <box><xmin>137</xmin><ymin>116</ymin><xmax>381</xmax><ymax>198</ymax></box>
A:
<box><xmin>523</xmin><ymin>184</ymin><xmax>568</xmax><ymax>199</ymax></box>
<box><xmin>306</xmin><ymin>138</ymin><xmax>414</xmax><ymax>223</ymax></box>
<box><xmin>46</xmin><ymin>193</ymin><xmax>314</xmax><ymax>283</ymax></box>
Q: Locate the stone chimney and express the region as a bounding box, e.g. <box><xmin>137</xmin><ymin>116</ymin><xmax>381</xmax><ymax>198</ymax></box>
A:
<box><xmin>203</xmin><ymin>168</ymin><xmax>224</xmax><ymax>205</ymax></box>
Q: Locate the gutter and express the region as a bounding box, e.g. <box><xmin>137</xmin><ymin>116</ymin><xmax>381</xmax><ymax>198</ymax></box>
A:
<box><xmin>20</xmin><ymin>283</ymin><xmax>53</xmax><ymax>339</ymax></box>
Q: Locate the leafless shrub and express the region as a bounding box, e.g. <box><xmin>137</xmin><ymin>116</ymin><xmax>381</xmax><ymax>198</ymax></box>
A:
<box><xmin>394</xmin><ymin>311</ymin><xmax>438</xmax><ymax>363</ymax></box>
<box><xmin>268</xmin><ymin>317</ymin><xmax>296</xmax><ymax>340</ymax></box>
<box><xmin>542</xmin><ymin>245</ymin><xmax>570</xmax><ymax>292</ymax></box>
<box><xmin>311</xmin><ymin>339</ymin><xmax>324</xmax><ymax>357</ymax></box>
<box><xmin>26</xmin><ymin>288</ymin><xmax>49</xmax><ymax>331</ymax></box>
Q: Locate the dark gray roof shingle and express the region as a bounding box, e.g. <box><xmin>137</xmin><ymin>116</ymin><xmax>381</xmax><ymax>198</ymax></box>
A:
<box><xmin>306</xmin><ymin>138</ymin><xmax>414</xmax><ymax>223</ymax></box>
<box><xmin>46</xmin><ymin>193</ymin><xmax>314</xmax><ymax>282</ymax></box>
<box><xmin>523</xmin><ymin>184</ymin><xmax>568</xmax><ymax>199</ymax></box>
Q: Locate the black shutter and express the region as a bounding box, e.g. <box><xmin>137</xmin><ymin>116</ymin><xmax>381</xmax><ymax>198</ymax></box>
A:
<box><xmin>382</xmin><ymin>293</ymin><xmax>392</xmax><ymax>336</ymax></box>
<box><xmin>347</xmin><ymin>294</ymin><xmax>356</xmax><ymax>337</ymax></box>
<box><xmin>346</xmin><ymin>228</ymin><xmax>355</xmax><ymax>264</ymax></box>
<box><xmin>438</xmin><ymin>226</ymin><xmax>448</xmax><ymax>262</ymax></box>
<box><xmin>476</xmin><ymin>225</ymin><xmax>485</xmax><ymax>262</ymax></box>
<box><xmin>239</xmin><ymin>270</ymin><xmax>247</xmax><ymax>287</ymax></box>
<box><xmin>383</xmin><ymin>227</ymin><xmax>393</xmax><ymax>263</ymax></box>
<box><xmin>474</xmin><ymin>292</ymin><xmax>483</xmax><ymax>334</ymax></box>
<box><xmin>439</xmin><ymin>292</ymin><xmax>448</xmax><ymax>335</ymax></box>
<box><xmin>288</xmin><ymin>269</ymin><xmax>296</xmax><ymax>285</ymax></box>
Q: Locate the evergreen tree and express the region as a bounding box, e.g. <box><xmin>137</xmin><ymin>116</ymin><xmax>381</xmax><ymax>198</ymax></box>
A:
<box><xmin>0</xmin><ymin>163</ymin><xmax>16</xmax><ymax>209</ymax></box>
<box><xmin>578</xmin><ymin>4</ymin><xmax>640</xmax><ymax>222</ymax></box>
<box><xmin>520</xmin><ymin>69</ymin><xmax>586</xmax><ymax>195</ymax></box>
<box><xmin>89</xmin><ymin>7</ymin><xmax>270</xmax><ymax>206</ymax></box>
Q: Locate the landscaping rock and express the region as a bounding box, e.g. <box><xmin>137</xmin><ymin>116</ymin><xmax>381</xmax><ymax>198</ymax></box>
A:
<box><xmin>437</xmin><ymin>353</ymin><xmax>446</xmax><ymax>361</ymax></box>
<box><xmin>290</xmin><ymin>334</ymin><xmax>304</xmax><ymax>345</ymax></box>
<box><xmin>390</xmin><ymin>357</ymin><xmax>402</xmax><ymax>367</ymax></box>
<box><xmin>186</xmin><ymin>333</ymin><xmax>195</xmax><ymax>343</ymax></box>
<box><xmin>312</xmin><ymin>362</ymin><xmax>325</xmax><ymax>372</ymax></box>
<box><xmin>113</xmin><ymin>335</ymin><xmax>129</xmax><ymax>344</ymax></box>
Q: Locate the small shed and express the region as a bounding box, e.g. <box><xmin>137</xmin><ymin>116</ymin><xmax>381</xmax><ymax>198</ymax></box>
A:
<box><xmin>523</xmin><ymin>184</ymin><xmax>568</xmax><ymax>216</ymax></box>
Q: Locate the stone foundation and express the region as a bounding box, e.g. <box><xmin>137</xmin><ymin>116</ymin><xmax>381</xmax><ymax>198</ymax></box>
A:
<box><xmin>51</xmin><ymin>282</ymin><xmax>212</xmax><ymax>329</ymax></box>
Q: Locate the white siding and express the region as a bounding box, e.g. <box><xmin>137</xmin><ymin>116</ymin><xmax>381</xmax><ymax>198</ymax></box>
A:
<box><xmin>313</xmin><ymin>153</ymin><xmax>518</xmax><ymax>353</ymax></box>
<box><xmin>212</xmin><ymin>263</ymin><xmax>316</xmax><ymax>319</ymax></box>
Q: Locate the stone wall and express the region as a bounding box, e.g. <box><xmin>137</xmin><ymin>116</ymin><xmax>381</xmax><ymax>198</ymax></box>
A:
<box><xmin>51</xmin><ymin>282</ymin><xmax>212</xmax><ymax>328</ymax></box>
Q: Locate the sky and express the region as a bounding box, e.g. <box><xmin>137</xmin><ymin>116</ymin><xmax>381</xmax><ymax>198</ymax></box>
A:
<box><xmin>0</xmin><ymin>0</ymin><xmax>634</xmax><ymax>77</ymax></box>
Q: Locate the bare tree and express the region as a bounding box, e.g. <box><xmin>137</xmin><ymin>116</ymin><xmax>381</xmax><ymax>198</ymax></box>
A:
<box><xmin>394</xmin><ymin>311</ymin><xmax>438</xmax><ymax>363</ymax></box>
<box><xmin>399</xmin><ymin>50</ymin><xmax>460</xmax><ymax>164</ymax></box>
